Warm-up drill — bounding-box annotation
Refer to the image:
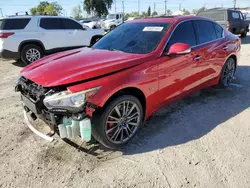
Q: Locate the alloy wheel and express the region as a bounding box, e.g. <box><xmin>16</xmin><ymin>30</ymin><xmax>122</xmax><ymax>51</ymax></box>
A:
<box><xmin>222</xmin><ymin>59</ymin><xmax>235</xmax><ymax>87</ymax></box>
<box><xmin>26</xmin><ymin>48</ymin><xmax>41</xmax><ymax>63</ymax></box>
<box><xmin>105</xmin><ymin>100</ymin><xmax>141</xmax><ymax>144</ymax></box>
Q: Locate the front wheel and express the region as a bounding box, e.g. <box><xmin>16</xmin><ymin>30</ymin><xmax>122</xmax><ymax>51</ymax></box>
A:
<box><xmin>91</xmin><ymin>95</ymin><xmax>143</xmax><ymax>149</ymax></box>
<box><xmin>218</xmin><ymin>58</ymin><xmax>236</xmax><ymax>88</ymax></box>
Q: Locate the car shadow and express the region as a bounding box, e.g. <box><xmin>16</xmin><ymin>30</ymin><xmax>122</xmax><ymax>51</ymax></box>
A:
<box><xmin>120</xmin><ymin>65</ymin><xmax>250</xmax><ymax>155</ymax></box>
<box><xmin>240</xmin><ymin>34</ymin><xmax>250</xmax><ymax>45</ymax></box>
<box><xmin>12</xmin><ymin>60</ymin><xmax>26</xmax><ymax>68</ymax></box>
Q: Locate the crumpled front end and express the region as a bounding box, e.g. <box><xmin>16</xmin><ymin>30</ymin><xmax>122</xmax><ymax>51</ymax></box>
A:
<box><xmin>15</xmin><ymin>76</ymin><xmax>96</xmax><ymax>142</ymax></box>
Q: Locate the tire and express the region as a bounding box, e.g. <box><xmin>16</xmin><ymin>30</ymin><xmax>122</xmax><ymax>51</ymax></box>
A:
<box><xmin>218</xmin><ymin>58</ymin><xmax>236</xmax><ymax>88</ymax></box>
<box><xmin>91</xmin><ymin>95</ymin><xmax>144</xmax><ymax>149</ymax></box>
<box><xmin>21</xmin><ymin>44</ymin><xmax>43</xmax><ymax>65</ymax></box>
<box><xmin>241</xmin><ymin>29</ymin><xmax>248</xmax><ymax>38</ymax></box>
<box><xmin>110</xmin><ymin>25</ymin><xmax>116</xmax><ymax>31</ymax></box>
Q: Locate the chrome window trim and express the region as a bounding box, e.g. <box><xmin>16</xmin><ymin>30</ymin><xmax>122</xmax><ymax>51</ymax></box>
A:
<box><xmin>162</xmin><ymin>19</ymin><xmax>226</xmax><ymax>54</ymax></box>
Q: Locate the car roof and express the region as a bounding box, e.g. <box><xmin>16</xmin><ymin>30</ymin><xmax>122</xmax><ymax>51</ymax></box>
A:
<box><xmin>129</xmin><ymin>15</ymin><xmax>213</xmax><ymax>24</ymax></box>
<box><xmin>1</xmin><ymin>15</ymin><xmax>75</xmax><ymax>19</ymax></box>
<box><xmin>199</xmin><ymin>8</ymin><xmax>241</xmax><ymax>12</ymax></box>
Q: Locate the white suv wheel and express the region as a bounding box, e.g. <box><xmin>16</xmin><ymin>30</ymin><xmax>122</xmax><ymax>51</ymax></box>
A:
<box><xmin>21</xmin><ymin>44</ymin><xmax>43</xmax><ymax>65</ymax></box>
<box><xmin>26</xmin><ymin>48</ymin><xmax>41</xmax><ymax>62</ymax></box>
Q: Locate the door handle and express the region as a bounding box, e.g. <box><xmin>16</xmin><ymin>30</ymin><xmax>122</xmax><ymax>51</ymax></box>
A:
<box><xmin>194</xmin><ymin>55</ymin><xmax>201</xmax><ymax>61</ymax></box>
<box><xmin>223</xmin><ymin>46</ymin><xmax>228</xmax><ymax>50</ymax></box>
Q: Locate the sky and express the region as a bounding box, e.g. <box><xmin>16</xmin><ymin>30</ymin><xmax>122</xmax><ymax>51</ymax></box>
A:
<box><xmin>0</xmin><ymin>0</ymin><xmax>249</xmax><ymax>17</ymax></box>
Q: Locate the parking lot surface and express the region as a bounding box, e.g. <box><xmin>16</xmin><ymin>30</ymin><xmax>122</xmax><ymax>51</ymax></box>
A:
<box><xmin>0</xmin><ymin>35</ymin><xmax>250</xmax><ymax>188</ymax></box>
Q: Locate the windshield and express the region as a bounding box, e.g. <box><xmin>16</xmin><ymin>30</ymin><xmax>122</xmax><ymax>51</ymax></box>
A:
<box><xmin>106</xmin><ymin>14</ymin><xmax>116</xmax><ymax>19</ymax></box>
<box><xmin>93</xmin><ymin>22</ymin><xmax>171</xmax><ymax>54</ymax></box>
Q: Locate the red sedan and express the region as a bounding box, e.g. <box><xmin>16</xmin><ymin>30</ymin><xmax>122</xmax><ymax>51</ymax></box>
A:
<box><xmin>16</xmin><ymin>16</ymin><xmax>241</xmax><ymax>149</ymax></box>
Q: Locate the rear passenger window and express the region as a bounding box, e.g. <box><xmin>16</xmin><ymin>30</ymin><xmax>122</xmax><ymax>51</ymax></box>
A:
<box><xmin>214</xmin><ymin>23</ymin><xmax>224</xmax><ymax>39</ymax></box>
<box><xmin>40</xmin><ymin>18</ymin><xmax>63</xmax><ymax>29</ymax></box>
<box><xmin>0</xmin><ymin>18</ymin><xmax>31</xmax><ymax>30</ymax></box>
<box><xmin>232</xmin><ymin>12</ymin><xmax>240</xmax><ymax>19</ymax></box>
<box><xmin>61</xmin><ymin>19</ymin><xmax>83</xmax><ymax>29</ymax></box>
<box><xmin>193</xmin><ymin>20</ymin><xmax>217</xmax><ymax>44</ymax></box>
<box><xmin>166</xmin><ymin>21</ymin><xmax>196</xmax><ymax>51</ymax></box>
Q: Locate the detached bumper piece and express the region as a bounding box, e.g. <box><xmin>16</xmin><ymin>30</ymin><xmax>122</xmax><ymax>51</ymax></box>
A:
<box><xmin>23</xmin><ymin>110</ymin><xmax>54</xmax><ymax>142</ymax></box>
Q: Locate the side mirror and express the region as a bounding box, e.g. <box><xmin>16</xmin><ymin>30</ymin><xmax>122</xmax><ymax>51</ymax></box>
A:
<box><xmin>167</xmin><ymin>43</ymin><xmax>191</xmax><ymax>55</ymax></box>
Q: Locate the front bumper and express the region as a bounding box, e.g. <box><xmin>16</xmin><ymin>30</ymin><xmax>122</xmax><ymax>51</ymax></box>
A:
<box><xmin>23</xmin><ymin>109</ymin><xmax>54</xmax><ymax>142</ymax></box>
<box><xmin>0</xmin><ymin>49</ymin><xmax>20</xmax><ymax>59</ymax></box>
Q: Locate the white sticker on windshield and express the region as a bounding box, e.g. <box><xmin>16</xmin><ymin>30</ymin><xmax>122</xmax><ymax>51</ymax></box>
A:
<box><xmin>143</xmin><ymin>27</ymin><xmax>164</xmax><ymax>32</ymax></box>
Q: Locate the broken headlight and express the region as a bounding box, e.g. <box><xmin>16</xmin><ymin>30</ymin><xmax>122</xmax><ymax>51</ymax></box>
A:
<box><xmin>43</xmin><ymin>87</ymin><xmax>100</xmax><ymax>110</ymax></box>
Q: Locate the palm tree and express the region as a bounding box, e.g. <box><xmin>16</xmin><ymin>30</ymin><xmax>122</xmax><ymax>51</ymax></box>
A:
<box><xmin>84</xmin><ymin>0</ymin><xmax>113</xmax><ymax>17</ymax></box>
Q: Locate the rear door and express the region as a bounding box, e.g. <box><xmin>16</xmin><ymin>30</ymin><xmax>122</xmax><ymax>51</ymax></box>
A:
<box><xmin>228</xmin><ymin>10</ymin><xmax>242</xmax><ymax>34</ymax></box>
<box><xmin>61</xmin><ymin>18</ymin><xmax>91</xmax><ymax>47</ymax></box>
<box><xmin>192</xmin><ymin>20</ymin><xmax>226</xmax><ymax>85</ymax></box>
<box><xmin>39</xmin><ymin>18</ymin><xmax>67</xmax><ymax>50</ymax></box>
<box><xmin>157</xmin><ymin>20</ymin><xmax>198</xmax><ymax>104</ymax></box>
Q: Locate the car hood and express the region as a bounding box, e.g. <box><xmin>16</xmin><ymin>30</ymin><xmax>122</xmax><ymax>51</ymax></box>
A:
<box><xmin>104</xmin><ymin>19</ymin><xmax>115</xmax><ymax>23</ymax></box>
<box><xmin>21</xmin><ymin>48</ymin><xmax>147</xmax><ymax>87</ymax></box>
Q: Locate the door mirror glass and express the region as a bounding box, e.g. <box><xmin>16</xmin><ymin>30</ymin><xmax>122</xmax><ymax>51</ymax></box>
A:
<box><xmin>167</xmin><ymin>43</ymin><xmax>191</xmax><ymax>55</ymax></box>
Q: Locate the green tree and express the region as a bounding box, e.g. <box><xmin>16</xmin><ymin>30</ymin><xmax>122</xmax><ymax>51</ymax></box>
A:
<box><xmin>194</xmin><ymin>6</ymin><xmax>206</xmax><ymax>14</ymax></box>
<box><xmin>83</xmin><ymin>0</ymin><xmax>113</xmax><ymax>17</ymax></box>
<box><xmin>166</xmin><ymin>9</ymin><xmax>172</xmax><ymax>16</ymax></box>
<box><xmin>30</xmin><ymin>1</ymin><xmax>62</xmax><ymax>15</ymax></box>
<box><xmin>152</xmin><ymin>11</ymin><xmax>158</xmax><ymax>16</ymax></box>
<box><xmin>125</xmin><ymin>12</ymin><xmax>140</xmax><ymax>19</ymax></box>
<box><xmin>182</xmin><ymin>9</ymin><xmax>190</xmax><ymax>15</ymax></box>
<box><xmin>71</xmin><ymin>4</ymin><xmax>83</xmax><ymax>19</ymax></box>
<box><xmin>147</xmin><ymin>6</ymin><xmax>151</xmax><ymax>16</ymax></box>
<box><xmin>141</xmin><ymin>11</ymin><xmax>148</xmax><ymax>18</ymax></box>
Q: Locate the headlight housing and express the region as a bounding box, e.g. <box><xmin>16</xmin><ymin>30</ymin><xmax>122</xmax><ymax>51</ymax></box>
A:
<box><xmin>43</xmin><ymin>87</ymin><xmax>100</xmax><ymax>110</ymax></box>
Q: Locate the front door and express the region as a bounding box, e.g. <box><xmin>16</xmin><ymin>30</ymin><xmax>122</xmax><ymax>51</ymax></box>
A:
<box><xmin>157</xmin><ymin>20</ymin><xmax>198</xmax><ymax>105</ymax></box>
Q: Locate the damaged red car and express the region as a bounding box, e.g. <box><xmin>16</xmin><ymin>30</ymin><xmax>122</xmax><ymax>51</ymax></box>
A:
<box><xmin>16</xmin><ymin>16</ymin><xmax>241</xmax><ymax>149</ymax></box>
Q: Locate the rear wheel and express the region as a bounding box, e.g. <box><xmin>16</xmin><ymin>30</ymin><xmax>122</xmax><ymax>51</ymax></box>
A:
<box><xmin>241</xmin><ymin>28</ymin><xmax>248</xmax><ymax>38</ymax></box>
<box><xmin>218</xmin><ymin>58</ymin><xmax>236</xmax><ymax>88</ymax></box>
<box><xmin>91</xmin><ymin>95</ymin><xmax>143</xmax><ymax>149</ymax></box>
<box><xmin>21</xmin><ymin>44</ymin><xmax>43</xmax><ymax>65</ymax></box>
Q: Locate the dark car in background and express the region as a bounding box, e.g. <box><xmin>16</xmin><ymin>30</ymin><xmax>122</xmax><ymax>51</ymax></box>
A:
<box><xmin>198</xmin><ymin>8</ymin><xmax>249</xmax><ymax>37</ymax></box>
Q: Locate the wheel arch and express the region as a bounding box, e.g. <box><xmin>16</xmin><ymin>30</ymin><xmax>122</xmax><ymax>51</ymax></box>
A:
<box><xmin>102</xmin><ymin>87</ymin><xmax>147</xmax><ymax>120</ymax></box>
<box><xmin>18</xmin><ymin>40</ymin><xmax>45</xmax><ymax>53</ymax></box>
<box><xmin>90</xmin><ymin>35</ymin><xmax>103</xmax><ymax>46</ymax></box>
<box><xmin>227</xmin><ymin>54</ymin><xmax>237</xmax><ymax>70</ymax></box>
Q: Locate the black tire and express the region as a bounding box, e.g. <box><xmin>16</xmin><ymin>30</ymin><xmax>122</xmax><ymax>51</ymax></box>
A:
<box><xmin>110</xmin><ymin>25</ymin><xmax>116</xmax><ymax>31</ymax></box>
<box><xmin>91</xmin><ymin>95</ymin><xmax>144</xmax><ymax>149</ymax></box>
<box><xmin>218</xmin><ymin>58</ymin><xmax>236</xmax><ymax>88</ymax></box>
<box><xmin>241</xmin><ymin>29</ymin><xmax>248</xmax><ymax>38</ymax></box>
<box><xmin>21</xmin><ymin>44</ymin><xmax>43</xmax><ymax>65</ymax></box>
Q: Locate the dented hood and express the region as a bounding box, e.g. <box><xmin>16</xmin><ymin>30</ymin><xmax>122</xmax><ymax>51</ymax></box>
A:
<box><xmin>21</xmin><ymin>47</ymin><xmax>146</xmax><ymax>87</ymax></box>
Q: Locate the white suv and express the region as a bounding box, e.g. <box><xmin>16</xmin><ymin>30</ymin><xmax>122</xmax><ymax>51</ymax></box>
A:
<box><xmin>0</xmin><ymin>15</ymin><xmax>105</xmax><ymax>64</ymax></box>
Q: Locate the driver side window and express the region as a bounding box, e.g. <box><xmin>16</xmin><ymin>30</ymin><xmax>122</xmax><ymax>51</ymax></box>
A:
<box><xmin>166</xmin><ymin>21</ymin><xmax>196</xmax><ymax>52</ymax></box>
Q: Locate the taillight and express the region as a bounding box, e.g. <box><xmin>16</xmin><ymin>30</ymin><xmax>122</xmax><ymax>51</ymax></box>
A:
<box><xmin>0</xmin><ymin>32</ymin><xmax>15</xmax><ymax>38</ymax></box>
